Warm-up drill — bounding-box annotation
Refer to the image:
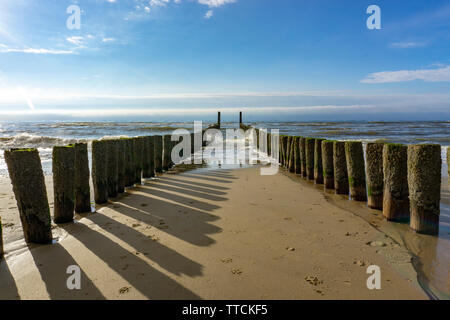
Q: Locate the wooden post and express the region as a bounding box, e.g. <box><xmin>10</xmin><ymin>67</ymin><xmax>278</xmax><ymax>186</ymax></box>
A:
<box><xmin>285</xmin><ymin>136</ymin><xmax>292</xmax><ymax>169</ymax></box>
<box><xmin>383</xmin><ymin>144</ymin><xmax>409</xmax><ymax>221</ymax></box>
<box><xmin>0</xmin><ymin>217</ymin><xmax>4</xmax><ymax>259</ymax></box>
<box><xmin>322</xmin><ymin>140</ymin><xmax>334</xmax><ymax>189</ymax></box>
<box><xmin>133</xmin><ymin>137</ymin><xmax>143</xmax><ymax>184</ymax></box>
<box><xmin>314</xmin><ymin>138</ymin><xmax>325</xmax><ymax>184</ymax></box>
<box><xmin>154</xmin><ymin>135</ymin><xmax>163</xmax><ymax>173</ymax></box>
<box><xmin>163</xmin><ymin>135</ymin><xmax>171</xmax><ymax>171</ymax></box>
<box><xmin>117</xmin><ymin>139</ymin><xmax>126</xmax><ymax>193</ymax></box>
<box><xmin>74</xmin><ymin>143</ymin><xmax>91</xmax><ymax>213</ymax></box>
<box><xmin>447</xmin><ymin>146</ymin><xmax>449</xmax><ymax>176</ymax></box>
<box><xmin>294</xmin><ymin>137</ymin><xmax>301</xmax><ymax>174</ymax></box>
<box><xmin>333</xmin><ymin>141</ymin><xmax>349</xmax><ymax>195</ymax></box>
<box><xmin>300</xmin><ymin>137</ymin><xmax>306</xmax><ymax>178</ymax></box>
<box><xmin>365</xmin><ymin>142</ymin><xmax>384</xmax><ymax>210</ymax></box>
<box><xmin>92</xmin><ymin>140</ymin><xmax>108</xmax><ymax>204</ymax></box>
<box><xmin>267</xmin><ymin>131</ymin><xmax>271</xmax><ymax>157</ymax></box>
<box><xmin>53</xmin><ymin>145</ymin><xmax>75</xmax><ymax>223</ymax></box>
<box><xmin>218</xmin><ymin>112</ymin><xmax>221</xmax><ymax>128</ymax></box>
<box><xmin>124</xmin><ymin>138</ymin><xmax>134</xmax><ymax>187</ymax></box>
<box><xmin>288</xmin><ymin>136</ymin><xmax>295</xmax><ymax>173</ymax></box>
<box><xmin>239</xmin><ymin>112</ymin><xmax>242</xmax><ymax>125</ymax></box>
<box><xmin>279</xmin><ymin>135</ymin><xmax>285</xmax><ymax>166</ymax></box>
<box><xmin>142</xmin><ymin>136</ymin><xmax>151</xmax><ymax>178</ymax></box>
<box><xmin>106</xmin><ymin>139</ymin><xmax>119</xmax><ymax>198</ymax></box>
<box><xmin>148</xmin><ymin>136</ymin><xmax>156</xmax><ymax>178</ymax></box>
<box><xmin>345</xmin><ymin>141</ymin><xmax>367</xmax><ymax>201</ymax></box>
<box><xmin>408</xmin><ymin>144</ymin><xmax>441</xmax><ymax>235</ymax></box>
<box><xmin>305</xmin><ymin>138</ymin><xmax>315</xmax><ymax>180</ymax></box>
<box><xmin>4</xmin><ymin>148</ymin><xmax>52</xmax><ymax>243</ymax></box>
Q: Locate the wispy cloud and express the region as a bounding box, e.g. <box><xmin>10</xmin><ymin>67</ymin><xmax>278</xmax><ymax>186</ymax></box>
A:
<box><xmin>0</xmin><ymin>46</ymin><xmax>76</xmax><ymax>55</ymax></box>
<box><xmin>205</xmin><ymin>10</ymin><xmax>213</xmax><ymax>19</ymax></box>
<box><xmin>362</xmin><ymin>65</ymin><xmax>450</xmax><ymax>83</ymax></box>
<box><xmin>102</xmin><ymin>37</ymin><xmax>116</xmax><ymax>43</ymax></box>
<box><xmin>66</xmin><ymin>36</ymin><xmax>84</xmax><ymax>46</ymax></box>
<box><xmin>390</xmin><ymin>41</ymin><xmax>427</xmax><ymax>48</ymax></box>
<box><xmin>198</xmin><ymin>0</ymin><xmax>236</xmax><ymax>8</ymax></box>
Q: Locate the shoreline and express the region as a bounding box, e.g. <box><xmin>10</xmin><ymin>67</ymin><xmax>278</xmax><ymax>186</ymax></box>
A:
<box><xmin>0</xmin><ymin>165</ymin><xmax>431</xmax><ymax>299</ymax></box>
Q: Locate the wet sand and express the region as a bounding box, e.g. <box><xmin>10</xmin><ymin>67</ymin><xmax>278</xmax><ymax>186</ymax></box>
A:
<box><xmin>0</xmin><ymin>167</ymin><xmax>430</xmax><ymax>299</ymax></box>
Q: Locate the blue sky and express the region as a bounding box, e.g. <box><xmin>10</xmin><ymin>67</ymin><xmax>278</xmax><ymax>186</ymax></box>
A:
<box><xmin>0</xmin><ymin>0</ymin><xmax>449</xmax><ymax>121</ymax></box>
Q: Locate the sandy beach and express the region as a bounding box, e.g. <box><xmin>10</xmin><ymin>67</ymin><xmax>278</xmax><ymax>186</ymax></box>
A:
<box><xmin>0</xmin><ymin>166</ymin><xmax>429</xmax><ymax>299</ymax></box>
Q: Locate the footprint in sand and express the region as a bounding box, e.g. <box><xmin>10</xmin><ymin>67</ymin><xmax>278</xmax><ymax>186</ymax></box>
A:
<box><xmin>140</xmin><ymin>203</ymin><xmax>148</xmax><ymax>207</ymax></box>
<box><xmin>231</xmin><ymin>268</ymin><xmax>242</xmax><ymax>275</ymax></box>
<box><xmin>221</xmin><ymin>258</ymin><xmax>233</xmax><ymax>263</ymax></box>
<box><xmin>285</xmin><ymin>246</ymin><xmax>295</xmax><ymax>252</ymax></box>
<box><xmin>305</xmin><ymin>276</ymin><xmax>323</xmax><ymax>286</ymax></box>
<box><xmin>119</xmin><ymin>287</ymin><xmax>130</xmax><ymax>294</ymax></box>
<box><xmin>148</xmin><ymin>235</ymin><xmax>160</xmax><ymax>241</ymax></box>
<box><xmin>132</xmin><ymin>223</ymin><xmax>141</xmax><ymax>228</ymax></box>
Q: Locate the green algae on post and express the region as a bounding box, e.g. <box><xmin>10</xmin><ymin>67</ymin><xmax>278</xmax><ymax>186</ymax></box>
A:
<box><xmin>365</xmin><ymin>142</ymin><xmax>384</xmax><ymax>210</ymax></box>
<box><xmin>74</xmin><ymin>142</ymin><xmax>91</xmax><ymax>213</ymax></box>
<box><xmin>345</xmin><ymin>141</ymin><xmax>367</xmax><ymax>201</ymax></box>
<box><xmin>408</xmin><ymin>144</ymin><xmax>441</xmax><ymax>235</ymax></box>
<box><xmin>305</xmin><ymin>138</ymin><xmax>315</xmax><ymax>180</ymax></box>
<box><xmin>322</xmin><ymin>140</ymin><xmax>334</xmax><ymax>189</ymax></box>
<box><xmin>383</xmin><ymin>143</ymin><xmax>409</xmax><ymax>221</ymax></box>
<box><xmin>4</xmin><ymin>149</ymin><xmax>52</xmax><ymax>243</ymax></box>
<box><xmin>314</xmin><ymin>138</ymin><xmax>325</xmax><ymax>184</ymax></box>
<box><xmin>333</xmin><ymin>141</ymin><xmax>349</xmax><ymax>195</ymax></box>
<box><xmin>92</xmin><ymin>140</ymin><xmax>108</xmax><ymax>204</ymax></box>
<box><xmin>53</xmin><ymin>145</ymin><xmax>76</xmax><ymax>223</ymax></box>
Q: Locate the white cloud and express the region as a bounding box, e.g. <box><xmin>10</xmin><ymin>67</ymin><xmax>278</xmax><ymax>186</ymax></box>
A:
<box><xmin>102</xmin><ymin>37</ymin><xmax>116</xmax><ymax>43</ymax></box>
<box><xmin>66</xmin><ymin>36</ymin><xmax>84</xmax><ymax>46</ymax></box>
<box><xmin>205</xmin><ymin>10</ymin><xmax>213</xmax><ymax>19</ymax></box>
<box><xmin>0</xmin><ymin>47</ymin><xmax>75</xmax><ymax>55</ymax></box>
<box><xmin>362</xmin><ymin>65</ymin><xmax>450</xmax><ymax>83</ymax></box>
<box><xmin>198</xmin><ymin>0</ymin><xmax>236</xmax><ymax>8</ymax></box>
<box><xmin>390</xmin><ymin>41</ymin><xmax>427</xmax><ymax>48</ymax></box>
<box><xmin>150</xmin><ymin>0</ymin><xmax>170</xmax><ymax>7</ymax></box>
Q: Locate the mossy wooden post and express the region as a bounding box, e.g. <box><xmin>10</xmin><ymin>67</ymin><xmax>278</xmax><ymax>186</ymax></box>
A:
<box><xmin>294</xmin><ymin>137</ymin><xmax>301</xmax><ymax>174</ymax></box>
<box><xmin>4</xmin><ymin>149</ymin><xmax>52</xmax><ymax>243</ymax></box>
<box><xmin>163</xmin><ymin>135</ymin><xmax>171</xmax><ymax>171</ymax></box>
<box><xmin>154</xmin><ymin>135</ymin><xmax>163</xmax><ymax>173</ymax></box>
<box><xmin>345</xmin><ymin>141</ymin><xmax>367</xmax><ymax>201</ymax></box>
<box><xmin>0</xmin><ymin>217</ymin><xmax>4</xmax><ymax>259</ymax></box>
<box><xmin>92</xmin><ymin>140</ymin><xmax>108</xmax><ymax>204</ymax></box>
<box><xmin>305</xmin><ymin>138</ymin><xmax>315</xmax><ymax>180</ymax></box>
<box><xmin>314</xmin><ymin>138</ymin><xmax>325</xmax><ymax>184</ymax></box>
<box><xmin>148</xmin><ymin>136</ymin><xmax>155</xmax><ymax>178</ymax></box>
<box><xmin>124</xmin><ymin>138</ymin><xmax>134</xmax><ymax>187</ymax></box>
<box><xmin>106</xmin><ymin>139</ymin><xmax>119</xmax><ymax>198</ymax></box>
<box><xmin>333</xmin><ymin>141</ymin><xmax>349</xmax><ymax>195</ymax></box>
<box><xmin>382</xmin><ymin>144</ymin><xmax>409</xmax><ymax>221</ymax></box>
<box><xmin>300</xmin><ymin>137</ymin><xmax>306</xmax><ymax>178</ymax></box>
<box><xmin>117</xmin><ymin>139</ymin><xmax>125</xmax><ymax>193</ymax></box>
<box><xmin>53</xmin><ymin>145</ymin><xmax>76</xmax><ymax>223</ymax></box>
<box><xmin>133</xmin><ymin>137</ymin><xmax>142</xmax><ymax>184</ymax></box>
<box><xmin>365</xmin><ymin>142</ymin><xmax>384</xmax><ymax>210</ymax></box>
<box><xmin>142</xmin><ymin>136</ymin><xmax>151</xmax><ymax>178</ymax></box>
<box><xmin>74</xmin><ymin>143</ymin><xmax>91</xmax><ymax>213</ymax></box>
<box><xmin>322</xmin><ymin>140</ymin><xmax>334</xmax><ymax>189</ymax></box>
<box><xmin>288</xmin><ymin>137</ymin><xmax>296</xmax><ymax>173</ymax></box>
<box><xmin>408</xmin><ymin>144</ymin><xmax>441</xmax><ymax>235</ymax></box>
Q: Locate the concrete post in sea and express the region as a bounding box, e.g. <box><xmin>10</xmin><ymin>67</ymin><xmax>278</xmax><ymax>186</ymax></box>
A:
<box><xmin>408</xmin><ymin>144</ymin><xmax>441</xmax><ymax>235</ymax></box>
<box><xmin>345</xmin><ymin>141</ymin><xmax>367</xmax><ymax>201</ymax></box>
<box><xmin>74</xmin><ymin>142</ymin><xmax>91</xmax><ymax>213</ymax></box>
<box><xmin>322</xmin><ymin>140</ymin><xmax>334</xmax><ymax>189</ymax></box>
<box><xmin>314</xmin><ymin>138</ymin><xmax>325</xmax><ymax>184</ymax></box>
<box><xmin>288</xmin><ymin>136</ymin><xmax>296</xmax><ymax>173</ymax></box>
<box><xmin>123</xmin><ymin>138</ymin><xmax>134</xmax><ymax>187</ymax></box>
<box><xmin>154</xmin><ymin>135</ymin><xmax>163</xmax><ymax>173</ymax></box>
<box><xmin>294</xmin><ymin>137</ymin><xmax>301</xmax><ymax>174</ymax></box>
<box><xmin>117</xmin><ymin>139</ymin><xmax>126</xmax><ymax>193</ymax></box>
<box><xmin>365</xmin><ymin>142</ymin><xmax>384</xmax><ymax>210</ymax></box>
<box><xmin>106</xmin><ymin>139</ymin><xmax>119</xmax><ymax>198</ymax></box>
<box><xmin>333</xmin><ymin>141</ymin><xmax>349</xmax><ymax>195</ymax></box>
<box><xmin>4</xmin><ymin>149</ymin><xmax>52</xmax><ymax>243</ymax></box>
<box><xmin>53</xmin><ymin>145</ymin><xmax>76</xmax><ymax>223</ymax></box>
<box><xmin>305</xmin><ymin>138</ymin><xmax>315</xmax><ymax>180</ymax></box>
<box><xmin>382</xmin><ymin>144</ymin><xmax>409</xmax><ymax>221</ymax></box>
<box><xmin>299</xmin><ymin>137</ymin><xmax>307</xmax><ymax>178</ymax></box>
<box><xmin>92</xmin><ymin>140</ymin><xmax>109</xmax><ymax>204</ymax></box>
<box><xmin>163</xmin><ymin>135</ymin><xmax>171</xmax><ymax>171</ymax></box>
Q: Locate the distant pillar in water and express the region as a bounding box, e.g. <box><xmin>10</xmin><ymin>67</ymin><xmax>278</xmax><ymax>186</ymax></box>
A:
<box><xmin>345</xmin><ymin>141</ymin><xmax>367</xmax><ymax>201</ymax></box>
<box><xmin>365</xmin><ymin>142</ymin><xmax>384</xmax><ymax>210</ymax></box>
<box><xmin>74</xmin><ymin>142</ymin><xmax>91</xmax><ymax>213</ymax></box>
<box><xmin>218</xmin><ymin>111</ymin><xmax>221</xmax><ymax>128</ymax></box>
<box><xmin>305</xmin><ymin>138</ymin><xmax>315</xmax><ymax>180</ymax></box>
<box><xmin>239</xmin><ymin>112</ymin><xmax>242</xmax><ymax>125</ymax></box>
<box><xmin>117</xmin><ymin>139</ymin><xmax>126</xmax><ymax>193</ymax></box>
<box><xmin>408</xmin><ymin>144</ymin><xmax>441</xmax><ymax>235</ymax></box>
<box><xmin>288</xmin><ymin>136</ymin><xmax>295</xmax><ymax>173</ymax></box>
<box><xmin>163</xmin><ymin>135</ymin><xmax>171</xmax><ymax>171</ymax></box>
<box><xmin>92</xmin><ymin>140</ymin><xmax>108</xmax><ymax>204</ymax></box>
<box><xmin>322</xmin><ymin>140</ymin><xmax>334</xmax><ymax>189</ymax></box>
<box><xmin>154</xmin><ymin>135</ymin><xmax>163</xmax><ymax>173</ymax></box>
<box><xmin>53</xmin><ymin>145</ymin><xmax>75</xmax><ymax>223</ymax></box>
<box><xmin>299</xmin><ymin>137</ymin><xmax>306</xmax><ymax>178</ymax></box>
<box><xmin>333</xmin><ymin>141</ymin><xmax>349</xmax><ymax>195</ymax></box>
<box><xmin>133</xmin><ymin>137</ymin><xmax>143</xmax><ymax>184</ymax></box>
<box><xmin>4</xmin><ymin>149</ymin><xmax>52</xmax><ymax>243</ymax></box>
<box><xmin>294</xmin><ymin>137</ymin><xmax>301</xmax><ymax>174</ymax></box>
<box><xmin>314</xmin><ymin>138</ymin><xmax>325</xmax><ymax>184</ymax></box>
<box><xmin>382</xmin><ymin>144</ymin><xmax>409</xmax><ymax>221</ymax></box>
<box><xmin>106</xmin><ymin>140</ymin><xmax>119</xmax><ymax>198</ymax></box>
<box><xmin>124</xmin><ymin>138</ymin><xmax>134</xmax><ymax>187</ymax></box>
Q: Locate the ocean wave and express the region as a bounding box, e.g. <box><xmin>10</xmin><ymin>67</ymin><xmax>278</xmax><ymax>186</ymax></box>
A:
<box><xmin>0</xmin><ymin>133</ymin><xmax>85</xmax><ymax>150</ymax></box>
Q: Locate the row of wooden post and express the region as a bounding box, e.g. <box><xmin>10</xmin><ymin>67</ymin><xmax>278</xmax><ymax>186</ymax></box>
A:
<box><xmin>1</xmin><ymin>134</ymin><xmax>176</xmax><ymax>247</ymax></box>
<box><xmin>277</xmin><ymin>135</ymin><xmax>444</xmax><ymax>235</ymax></box>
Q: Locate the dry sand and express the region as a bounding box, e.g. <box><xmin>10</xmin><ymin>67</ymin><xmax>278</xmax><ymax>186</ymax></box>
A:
<box><xmin>0</xmin><ymin>167</ymin><xmax>429</xmax><ymax>299</ymax></box>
